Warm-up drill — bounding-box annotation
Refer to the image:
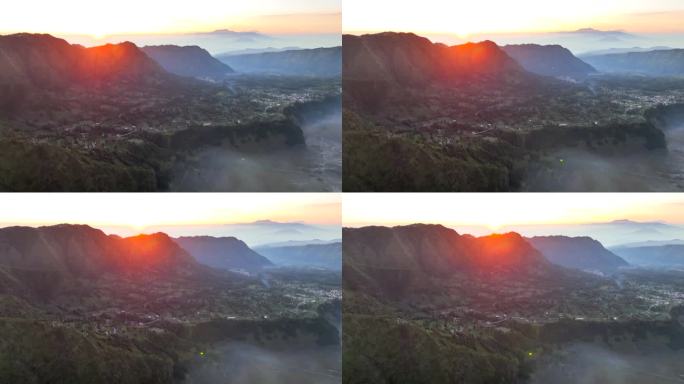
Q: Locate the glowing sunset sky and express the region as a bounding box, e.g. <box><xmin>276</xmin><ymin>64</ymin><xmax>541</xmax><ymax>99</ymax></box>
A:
<box><xmin>0</xmin><ymin>193</ymin><xmax>341</xmax><ymax>231</ymax></box>
<box><xmin>0</xmin><ymin>0</ymin><xmax>341</xmax><ymax>37</ymax></box>
<box><xmin>343</xmin><ymin>193</ymin><xmax>684</xmax><ymax>229</ymax></box>
<box><xmin>343</xmin><ymin>0</ymin><xmax>684</xmax><ymax>37</ymax></box>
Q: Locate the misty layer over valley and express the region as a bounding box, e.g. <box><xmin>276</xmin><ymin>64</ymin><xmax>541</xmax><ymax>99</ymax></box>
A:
<box><xmin>185</xmin><ymin>339</ymin><xmax>340</xmax><ymax>383</ymax></box>
<box><xmin>531</xmin><ymin>343</ymin><xmax>684</xmax><ymax>384</ymax></box>
<box><xmin>0</xmin><ymin>223</ymin><xmax>342</xmax><ymax>383</ymax></box>
<box><xmin>525</xmin><ymin>105</ymin><xmax>684</xmax><ymax>191</ymax></box>
<box><xmin>176</xmin><ymin>235</ymin><xmax>342</xmax><ymax>384</ymax></box>
<box><xmin>0</xmin><ymin>33</ymin><xmax>341</xmax><ymax>192</ymax></box>
<box><xmin>342</xmin><ymin>31</ymin><xmax>684</xmax><ymax>192</ymax></box>
<box><xmin>343</xmin><ymin>223</ymin><xmax>684</xmax><ymax>384</ymax></box>
<box><xmin>170</xmin><ymin>96</ymin><xmax>341</xmax><ymax>192</ymax></box>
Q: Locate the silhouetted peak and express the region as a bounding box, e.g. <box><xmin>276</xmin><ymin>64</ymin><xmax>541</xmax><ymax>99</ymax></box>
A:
<box><xmin>530</xmin><ymin>235</ymin><xmax>596</xmax><ymax>242</ymax></box>
<box><xmin>175</xmin><ymin>236</ymin><xmax>271</xmax><ymax>271</ymax></box>
<box><xmin>502</xmin><ymin>43</ymin><xmax>596</xmax><ymax>78</ymax></box>
<box><xmin>527</xmin><ymin>235</ymin><xmax>628</xmax><ymax>272</ymax></box>
<box><xmin>124</xmin><ymin>232</ymin><xmax>174</xmax><ymax>245</ymax></box>
<box><xmin>175</xmin><ymin>235</ymin><xmax>245</xmax><ymax>246</ymax></box>
<box><xmin>464</xmin><ymin>40</ymin><xmax>498</xmax><ymax>48</ymax></box>
<box><xmin>121</xmin><ymin>232</ymin><xmax>182</xmax><ymax>255</ymax></box>
<box><xmin>477</xmin><ymin>231</ymin><xmax>539</xmax><ymax>255</ymax></box>
<box><xmin>344</xmin><ymin>31</ymin><xmax>527</xmax><ymax>88</ymax></box>
<box><xmin>35</xmin><ymin>223</ymin><xmax>108</xmax><ymax>239</ymax></box>
<box><xmin>397</xmin><ymin>223</ymin><xmax>458</xmax><ymax>234</ymax></box>
<box><xmin>610</xmin><ymin>219</ymin><xmax>637</xmax><ymax>224</ymax></box>
<box><xmin>481</xmin><ymin>231</ymin><xmax>525</xmax><ymax>241</ymax></box>
<box><xmin>0</xmin><ymin>33</ymin><xmax>69</xmax><ymax>45</ymax></box>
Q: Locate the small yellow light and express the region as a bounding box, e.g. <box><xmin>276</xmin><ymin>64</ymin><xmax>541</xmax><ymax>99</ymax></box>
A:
<box><xmin>528</xmin><ymin>352</ymin><xmax>533</xmax><ymax>357</ymax></box>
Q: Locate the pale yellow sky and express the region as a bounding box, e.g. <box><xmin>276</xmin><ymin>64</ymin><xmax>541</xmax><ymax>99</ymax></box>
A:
<box><xmin>343</xmin><ymin>193</ymin><xmax>684</xmax><ymax>230</ymax></box>
<box><xmin>0</xmin><ymin>0</ymin><xmax>341</xmax><ymax>36</ymax></box>
<box><xmin>343</xmin><ymin>0</ymin><xmax>684</xmax><ymax>36</ymax></box>
<box><xmin>0</xmin><ymin>193</ymin><xmax>341</xmax><ymax>230</ymax></box>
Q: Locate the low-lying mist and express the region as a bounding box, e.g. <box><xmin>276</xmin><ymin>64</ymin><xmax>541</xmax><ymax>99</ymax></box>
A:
<box><xmin>170</xmin><ymin>107</ymin><xmax>341</xmax><ymax>192</ymax></box>
<box><xmin>524</xmin><ymin>117</ymin><xmax>684</xmax><ymax>191</ymax></box>
<box><xmin>530</xmin><ymin>343</ymin><xmax>684</xmax><ymax>384</ymax></box>
<box><xmin>183</xmin><ymin>343</ymin><xmax>341</xmax><ymax>384</ymax></box>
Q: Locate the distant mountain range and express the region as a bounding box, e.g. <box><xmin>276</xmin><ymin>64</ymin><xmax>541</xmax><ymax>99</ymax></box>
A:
<box><xmin>527</xmin><ymin>236</ymin><xmax>628</xmax><ymax>273</ymax></box>
<box><xmin>582</xmin><ymin>49</ymin><xmax>684</xmax><ymax>76</ymax></box>
<box><xmin>560</xmin><ymin>28</ymin><xmax>635</xmax><ymax>41</ymax></box>
<box><xmin>258</xmin><ymin>239</ymin><xmax>342</xmax><ymax>248</ymax></box>
<box><xmin>441</xmin><ymin>27</ymin><xmax>644</xmax><ymax>57</ymax></box>
<box><xmin>62</xmin><ymin>28</ymin><xmax>341</xmax><ymax>57</ymax></box>
<box><xmin>217</xmin><ymin>47</ymin><xmax>341</xmax><ymax>77</ymax></box>
<box><xmin>197</xmin><ymin>29</ymin><xmax>271</xmax><ymax>42</ymax></box>
<box><xmin>0</xmin><ymin>33</ymin><xmax>167</xmax><ymax>89</ymax></box>
<box><xmin>580</xmin><ymin>47</ymin><xmax>673</xmax><ymax>56</ymax></box>
<box><xmin>174</xmin><ymin>236</ymin><xmax>272</xmax><ymax>272</ymax></box>
<box><xmin>142</xmin><ymin>45</ymin><xmax>234</xmax><ymax>80</ymax></box>
<box><xmin>503</xmin><ymin>44</ymin><xmax>596</xmax><ymax>80</ymax></box>
<box><xmin>612</xmin><ymin>239</ymin><xmax>684</xmax><ymax>248</ymax></box>
<box><xmin>612</xmin><ymin>244</ymin><xmax>684</xmax><ymax>268</ymax></box>
<box><xmin>505</xmin><ymin>219</ymin><xmax>684</xmax><ymax>247</ymax></box>
<box><xmin>149</xmin><ymin>220</ymin><xmax>341</xmax><ymax>247</ymax></box>
<box><xmin>256</xmin><ymin>242</ymin><xmax>341</xmax><ymax>270</ymax></box>
<box><xmin>219</xmin><ymin>47</ymin><xmax>302</xmax><ymax>56</ymax></box>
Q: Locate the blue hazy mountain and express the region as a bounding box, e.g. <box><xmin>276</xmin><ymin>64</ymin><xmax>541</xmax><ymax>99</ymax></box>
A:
<box><xmin>142</xmin><ymin>45</ymin><xmax>234</xmax><ymax>80</ymax></box>
<box><xmin>503</xmin><ymin>44</ymin><xmax>596</xmax><ymax>79</ymax></box>
<box><xmin>218</xmin><ymin>47</ymin><xmax>341</xmax><ymax>77</ymax></box>
<box><xmin>527</xmin><ymin>236</ymin><xmax>628</xmax><ymax>273</ymax></box>
<box><xmin>582</xmin><ymin>49</ymin><xmax>684</xmax><ymax>76</ymax></box>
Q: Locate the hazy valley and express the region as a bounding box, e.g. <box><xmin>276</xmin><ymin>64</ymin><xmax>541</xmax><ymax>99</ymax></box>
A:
<box><xmin>343</xmin><ymin>223</ymin><xmax>684</xmax><ymax>384</ymax></box>
<box><xmin>0</xmin><ymin>223</ymin><xmax>342</xmax><ymax>383</ymax></box>
<box><xmin>343</xmin><ymin>31</ymin><xmax>684</xmax><ymax>191</ymax></box>
<box><xmin>0</xmin><ymin>33</ymin><xmax>341</xmax><ymax>192</ymax></box>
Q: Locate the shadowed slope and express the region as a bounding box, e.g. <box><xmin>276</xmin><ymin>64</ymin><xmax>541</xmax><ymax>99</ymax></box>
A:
<box><xmin>142</xmin><ymin>45</ymin><xmax>234</xmax><ymax>80</ymax></box>
<box><xmin>0</xmin><ymin>34</ymin><xmax>168</xmax><ymax>88</ymax></box>
<box><xmin>175</xmin><ymin>236</ymin><xmax>272</xmax><ymax>272</ymax></box>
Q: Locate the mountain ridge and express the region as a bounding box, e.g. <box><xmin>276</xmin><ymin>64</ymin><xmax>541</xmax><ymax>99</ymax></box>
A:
<box><xmin>0</xmin><ymin>224</ymin><xmax>204</xmax><ymax>298</ymax></box>
<box><xmin>0</xmin><ymin>33</ymin><xmax>168</xmax><ymax>89</ymax></box>
<box><xmin>218</xmin><ymin>46</ymin><xmax>341</xmax><ymax>77</ymax></box>
<box><xmin>343</xmin><ymin>32</ymin><xmax>530</xmax><ymax>88</ymax></box>
<box><xmin>256</xmin><ymin>242</ymin><xmax>341</xmax><ymax>270</ymax></box>
<box><xmin>582</xmin><ymin>49</ymin><xmax>684</xmax><ymax>76</ymax></box>
<box><xmin>175</xmin><ymin>235</ymin><xmax>272</xmax><ymax>272</ymax></box>
<box><xmin>503</xmin><ymin>44</ymin><xmax>596</xmax><ymax>79</ymax></box>
<box><xmin>612</xmin><ymin>244</ymin><xmax>684</xmax><ymax>267</ymax></box>
<box><xmin>343</xmin><ymin>224</ymin><xmax>553</xmax><ymax>281</ymax></box>
<box><xmin>142</xmin><ymin>44</ymin><xmax>234</xmax><ymax>80</ymax></box>
<box><xmin>526</xmin><ymin>235</ymin><xmax>628</xmax><ymax>273</ymax></box>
